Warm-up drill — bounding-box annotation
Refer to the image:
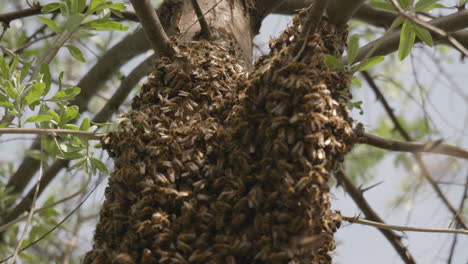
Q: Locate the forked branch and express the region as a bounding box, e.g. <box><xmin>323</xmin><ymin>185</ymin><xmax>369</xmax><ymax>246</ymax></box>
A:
<box><xmin>190</xmin><ymin>0</ymin><xmax>212</xmax><ymax>39</ymax></box>
<box><xmin>129</xmin><ymin>0</ymin><xmax>177</xmax><ymax>57</ymax></box>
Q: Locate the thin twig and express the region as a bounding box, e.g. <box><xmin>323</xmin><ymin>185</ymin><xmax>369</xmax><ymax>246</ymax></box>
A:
<box><xmin>343</xmin><ymin>215</ymin><xmax>468</xmax><ymax>235</ymax></box>
<box><xmin>362</xmin><ymin>70</ymin><xmax>468</xmax><ymax>230</ymax></box>
<box><xmin>190</xmin><ymin>0</ymin><xmax>212</xmax><ymax>39</ymax></box>
<box><xmin>0</xmin><ymin>128</ymin><xmax>104</xmax><ymax>139</ymax></box>
<box><xmin>389</xmin><ymin>0</ymin><xmax>468</xmax><ymax>57</ymax></box>
<box><xmin>0</xmin><ymin>174</ymin><xmax>104</xmax><ymax>264</ymax></box>
<box><xmin>335</xmin><ymin>169</ymin><xmax>416</xmax><ymax>264</ymax></box>
<box><xmin>447</xmin><ymin>172</ymin><xmax>468</xmax><ymax>264</ymax></box>
<box><xmin>358</xmin><ymin>132</ymin><xmax>468</xmax><ymax>160</ymax></box>
<box><xmin>0</xmin><ymin>170</ymin><xmax>92</xmax><ymax>233</ymax></box>
<box><xmin>8</xmin><ymin>138</ymin><xmax>43</xmax><ymax>264</ymax></box>
<box><xmin>129</xmin><ymin>0</ymin><xmax>177</xmax><ymax>57</ymax></box>
<box><xmin>179</xmin><ymin>0</ymin><xmax>225</xmax><ymax>39</ymax></box>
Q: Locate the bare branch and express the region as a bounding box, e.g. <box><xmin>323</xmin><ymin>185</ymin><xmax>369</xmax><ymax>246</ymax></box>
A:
<box><xmin>129</xmin><ymin>0</ymin><xmax>177</xmax><ymax>57</ymax></box>
<box><xmin>335</xmin><ymin>169</ymin><xmax>416</xmax><ymax>264</ymax></box>
<box><xmin>343</xmin><ymin>216</ymin><xmax>468</xmax><ymax>235</ymax></box>
<box><xmin>361</xmin><ymin>70</ymin><xmax>468</xmax><ymax>230</ymax></box>
<box><xmin>389</xmin><ymin>0</ymin><xmax>468</xmax><ymax>56</ymax></box>
<box><xmin>358</xmin><ymin>132</ymin><xmax>468</xmax><ymax>160</ymax></box>
<box><xmin>190</xmin><ymin>0</ymin><xmax>212</xmax><ymax>39</ymax></box>
<box><xmin>0</xmin><ymin>128</ymin><xmax>104</xmax><ymax>139</ymax></box>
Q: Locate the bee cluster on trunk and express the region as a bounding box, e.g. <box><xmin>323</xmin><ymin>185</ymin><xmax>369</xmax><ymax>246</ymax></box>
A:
<box><xmin>85</xmin><ymin>8</ymin><xmax>354</xmax><ymax>264</ymax></box>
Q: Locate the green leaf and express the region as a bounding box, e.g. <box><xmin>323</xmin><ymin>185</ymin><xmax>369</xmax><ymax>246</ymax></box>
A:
<box><xmin>398</xmin><ymin>20</ymin><xmax>416</xmax><ymax>60</ymax></box>
<box><xmin>64</xmin><ymin>124</ymin><xmax>80</xmax><ymax>130</ymax></box>
<box><xmin>24</xmin><ymin>82</ymin><xmax>46</xmax><ymax>106</ymax></box>
<box><xmin>370</xmin><ymin>1</ymin><xmax>396</xmax><ymax>11</ymax></box>
<box><xmin>20</xmin><ymin>62</ymin><xmax>32</xmax><ymax>82</ymax></box>
<box><xmin>414</xmin><ymin>0</ymin><xmax>439</xmax><ymax>11</ymax></box>
<box><xmin>38</xmin><ymin>16</ymin><xmax>60</xmax><ymax>33</ymax></box>
<box><xmin>25</xmin><ymin>115</ymin><xmax>53</xmax><ymax>123</ymax></box>
<box><xmin>398</xmin><ymin>0</ymin><xmax>410</xmax><ymax>8</ymax></box>
<box><xmin>0</xmin><ymin>56</ymin><xmax>9</xmax><ymax>79</ymax></box>
<box><xmin>40</xmin><ymin>63</ymin><xmax>52</xmax><ymax>95</ymax></box>
<box><xmin>108</xmin><ymin>3</ymin><xmax>128</xmax><ymax>11</ymax></box>
<box><xmin>424</xmin><ymin>3</ymin><xmax>449</xmax><ymax>10</ymax></box>
<box><xmin>64</xmin><ymin>45</ymin><xmax>86</xmax><ymax>62</ymax></box>
<box><xmin>67</xmin><ymin>158</ymin><xmax>86</xmax><ymax>171</ymax></box>
<box><xmin>325</xmin><ymin>55</ymin><xmax>345</xmax><ymax>71</ymax></box>
<box><xmin>90</xmin><ymin>157</ymin><xmax>108</xmax><ymax>174</ymax></box>
<box><xmin>57</xmin><ymin>151</ymin><xmax>84</xmax><ymax>160</ymax></box>
<box><xmin>41</xmin><ymin>2</ymin><xmax>61</xmax><ymax>13</ymax></box>
<box><xmin>358</xmin><ymin>56</ymin><xmax>384</xmax><ymax>71</ymax></box>
<box><xmin>9</xmin><ymin>56</ymin><xmax>19</xmax><ymax>78</ymax></box>
<box><xmin>3</xmin><ymin>81</ymin><xmax>17</xmax><ymax>99</ymax></box>
<box><xmin>47</xmin><ymin>110</ymin><xmax>60</xmax><ymax>122</ymax></box>
<box><xmin>351</xmin><ymin>76</ymin><xmax>362</xmax><ymax>87</ymax></box>
<box><xmin>0</xmin><ymin>93</ymin><xmax>13</xmax><ymax>108</ymax></box>
<box><xmin>88</xmin><ymin>0</ymin><xmax>106</xmax><ymax>14</ymax></box>
<box><xmin>80</xmin><ymin>117</ymin><xmax>91</xmax><ymax>131</ymax></box>
<box><xmin>77</xmin><ymin>0</ymin><xmax>87</xmax><ymax>13</ymax></box>
<box><xmin>83</xmin><ymin>19</ymin><xmax>129</xmax><ymax>31</ymax></box>
<box><xmin>60</xmin><ymin>105</ymin><xmax>80</xmax><ymax>125</ymax></box>
<box><xmin>347</xmin><ymin>35</ymin><xmax>360</xmax><ymax>64</ymax></box>
<box><xmin>52</xmin><ymin>87</ymin><xmax>81</xmax><ymax>100</ymax></box>
<box><xmin>412</xmin><ymin>24</ymin><xmax>433</xmax><ymax>46</ymax></box>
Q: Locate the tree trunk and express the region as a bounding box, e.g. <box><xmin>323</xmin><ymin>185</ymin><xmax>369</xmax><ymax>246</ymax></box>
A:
<box><xmin>84</xmin><ymin>1</ymin><xmax>354</xmax><ymax>263</ymax></box>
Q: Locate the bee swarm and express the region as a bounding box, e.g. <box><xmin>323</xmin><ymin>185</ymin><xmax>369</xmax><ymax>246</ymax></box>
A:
<box><xmin>84</xmin><ymin>10</ymin><xmax>354</xmax><ymax>264</ymax></box>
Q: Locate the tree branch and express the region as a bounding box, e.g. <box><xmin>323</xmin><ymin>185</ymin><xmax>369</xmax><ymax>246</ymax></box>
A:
<box><xmin>343</xmin><ymin>216</ymin><xmax>468</xmax><ymax>235</ymax></box>
<box><xmin>352</xmin><ymin>9</ymin><xmax>468</xmax><ymax>63</ymax></box>
<box><xmin>326</xmin><ymin>0</ymin><xmax>365</xmax><ymax>25</ymax></box>
<box><xmin>389</xmin><ymin>0</ymin><xmax>468</xmax><ymax>56</ymax></box>
<box><xmin>335</xmin><ymin>169</ymin><xmax>416</xmax><ymax>264</ymax></box>
<box><xmin>358</xmin><ymin>132</ymin><xmax>468</xmax><ymax>160</ymax></box>
<box><xmin>129</xmin><ymin>0</ymin><xmax>176</xmax><ymax>57</ymax></box>
<box><xmin>361</xmin><ymin>70</ymin><xmax>468</xmax><ymax>230</ymax></box>
<box><xmin>190</xmin><ymin>0</ymin><xmax>212</xmax><ymax>39</ymax></box>
<box><xmin>0</xmin><ymin>128</ymin><xmax>104</xmax><ymax>139</ymax></box>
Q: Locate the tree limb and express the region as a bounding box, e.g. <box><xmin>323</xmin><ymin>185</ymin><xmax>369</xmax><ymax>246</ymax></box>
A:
<box><xmin>352</xmin><ymin>10</ymin><xmax>468</xmax><ymax>63</ymax></box>
<box><xmin>190</xmin><ymin>0</ymin><xmax>212</xmax><ymax>39</ymax></box>
<box><xmin>358</xmin><ymin>132</ymin><xmax>468</xmax><ymax>160</ymax></box>
<box><xmin>389</xmin><ymin>0</ymin><xmax>468</xmax><ymax>56</ymax></box>
<box><xmin>335</xmin><ymin>169</ymin><xmax>416</xmax><ymax>264</ymax></box>
<box><xmin>361</xmin><ymin>70</ymin><xmax>468</xmax><ymax>230</ymax></box>
<box><xmin>0</xmin><ymin>128</ymin><xmax>104</xmax><ymax>139</ymax></box>
<box><xmin>129</xmin><ymin>0</ymin><xmax>176</xmax><ymax>57</ymax></box>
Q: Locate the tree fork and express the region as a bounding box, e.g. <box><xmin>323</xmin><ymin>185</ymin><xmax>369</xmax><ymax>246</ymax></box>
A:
<box><xmin>84</xmin><ymin>1</ymin><xmax>355</xmax><ymax>263</ymax></box>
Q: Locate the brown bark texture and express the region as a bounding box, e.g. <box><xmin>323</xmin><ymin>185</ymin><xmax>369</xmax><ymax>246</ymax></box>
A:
<box><xmin>84</xmin><ymin>1</ymin><xmax>354</xmax><ymax>263</ymax></box>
